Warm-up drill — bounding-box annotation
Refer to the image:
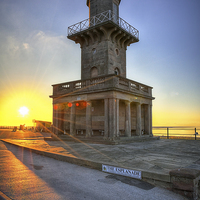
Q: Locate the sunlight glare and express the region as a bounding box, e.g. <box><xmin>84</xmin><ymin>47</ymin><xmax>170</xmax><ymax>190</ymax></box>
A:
<box><xmin>19</xmin><ymin>106</ymin><xmax>29</xmax><ymax>117</ymax></box>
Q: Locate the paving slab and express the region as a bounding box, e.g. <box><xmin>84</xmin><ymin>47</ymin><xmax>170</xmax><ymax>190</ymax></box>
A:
<box><xmin>0</xmin><ymin>141</ymin><xmax>187</xmax><ymax>200</ymax></box>
<box><xmin>2</xmin><ymin>138</ymin><xmax>200</xmax><ymax>181</ymax></box>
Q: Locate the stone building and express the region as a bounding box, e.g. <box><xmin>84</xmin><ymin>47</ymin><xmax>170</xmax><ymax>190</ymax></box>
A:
<box><xmin>50</xmin><ymin>0</ymin><xmax>155</xmax><ymax>141</ymax></box>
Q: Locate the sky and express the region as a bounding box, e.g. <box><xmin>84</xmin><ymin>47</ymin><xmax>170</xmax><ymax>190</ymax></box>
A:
<box><xmin>0</xmin><ymin>0</ymin><xmax>200</xmax><ymax>127</ymax></box>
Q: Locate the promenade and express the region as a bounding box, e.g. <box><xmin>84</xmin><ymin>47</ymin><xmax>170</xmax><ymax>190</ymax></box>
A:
<box><xmin>1</xmin><ymin>129</ymin><xmax>200</xmax><ymax>187</ymax></box>
<box><xmin>0</xmin><ymin>130</ymin><xmax>188</xmax><ymax>200</ymax></box>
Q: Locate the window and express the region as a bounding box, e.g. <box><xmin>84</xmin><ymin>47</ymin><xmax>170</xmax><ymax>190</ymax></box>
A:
<box><xmin>115</xmin><ymin>48</ymin><xmax>119</xmax><ymax>56</ymax></box>
<box><xmin>114</xmin><ymin>68</ymin><xmax>120</xmax><ymax>75</ymax></box>
<box><xmin>91</xmin><ymin>67</ymin><xmax>98</xmax><ymax>78</ymax></box>
<box><xmin>92</xmin><ymin>48</ymin><xmax>96</xmax><ymax>54</ymax></box>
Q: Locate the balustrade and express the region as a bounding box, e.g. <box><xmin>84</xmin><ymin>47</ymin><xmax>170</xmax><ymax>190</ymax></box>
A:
<box><xmin>130</xmin><ymin>82</ymin><xmax>139</xmax><ymax>90</ymax></box>
<box><xmin>119</xmin><ymin>78</ymin><xmax>129</xmax><ymax>86</ymax></box>
<box><xmin>74</xmin><ymin>81</ymin><xmax>86</xmax><ymax>89</ymax></box>
<box><xmin>53</xmin><ymin>75</ymin><xmax>151</xmax><ymax>97</ymax></box>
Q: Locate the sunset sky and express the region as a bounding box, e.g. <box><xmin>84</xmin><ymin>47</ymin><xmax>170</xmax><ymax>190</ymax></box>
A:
<box><xmin>0</xmin><ymin>0</ymin><xmax>199</xmax><ymax>127</ymax></box>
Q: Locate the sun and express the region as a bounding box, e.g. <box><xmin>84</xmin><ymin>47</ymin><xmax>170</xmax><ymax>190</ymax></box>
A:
<box><xmin>19</xmin><ymin>106</ymin><xmax>29</xmax><ymax>117</ymax></box>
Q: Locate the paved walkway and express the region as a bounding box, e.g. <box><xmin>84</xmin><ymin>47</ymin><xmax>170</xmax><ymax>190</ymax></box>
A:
<box><xmin>2</xmin><ymin>137</ymin><xmax>200</xmax><ymax>179</ymax></box>
<box><xmin>0</xmin><ymin>141</ymin><xmax>63</xmax><ymax>200</ymax></box>
<box><xmin>0</xmin><ymin>141</ymin><xmax>187</xmax><ymax>200</ymax></box>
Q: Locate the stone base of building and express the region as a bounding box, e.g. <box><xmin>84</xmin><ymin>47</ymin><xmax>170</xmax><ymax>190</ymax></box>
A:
<box><xmin>44</xmin><ymin>134</ymin><xmax>160</xmax><ymax>145</ymax></box>
<box><xmin>170</xmin><ymin>168</ymin><xmax>200</xmax><ymax>200</ymax></box>
<box><xmin>50</xmin><ymin>75</ymin><xmax>155</xmax><ymax>141</ymax></box>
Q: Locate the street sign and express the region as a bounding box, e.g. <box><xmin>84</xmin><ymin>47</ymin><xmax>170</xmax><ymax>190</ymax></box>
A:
<box><xmin>102</xmin><ymin>164</ymin><xmax>142</xmax><ymax>180</ymax></box>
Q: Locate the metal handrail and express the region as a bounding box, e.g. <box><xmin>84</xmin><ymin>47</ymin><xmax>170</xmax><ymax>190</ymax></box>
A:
<box><xmin>153</xmin><ymin>127</ymin><xmax>200</xmax><ymax>140</ymax></box>
<box><xmin>68</xmin><ymin>10</ymin><xmax>139</xmax><ymax>40</ymax></box>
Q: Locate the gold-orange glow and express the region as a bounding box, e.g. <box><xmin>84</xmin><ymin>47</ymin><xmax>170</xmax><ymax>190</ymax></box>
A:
<box><xmin>0</xmin><ymin>87</ymin><xmax>52</xmax><ymax>126</ymax></box>
<box><xmin>153</xmin><ymin>107</ymin><xmax>200</xmax><ymax>127</ymax></box>
<box><xmin>19</xmin><ymin>106</ymin><xmax>29</xmax><ymax>117</ymax></box>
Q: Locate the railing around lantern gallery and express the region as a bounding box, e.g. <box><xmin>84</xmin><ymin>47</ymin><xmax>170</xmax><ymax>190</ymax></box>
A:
<box><xmin>52</xmin><ymin>75</ymin><xmax>152</xmax><ymax>97</ymax></box>
<box><xmin>68</xmin><ymin>10</ymin><xmax>139</xmax><ymax>40</ymax></box>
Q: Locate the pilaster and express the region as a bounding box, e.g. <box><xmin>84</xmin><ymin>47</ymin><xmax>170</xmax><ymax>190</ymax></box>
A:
<box><xmin>104</xmin><ymin>98</ymin><xmax>109</xmax><ymax>138</ymax></box>
<box><xmin>150</xmin><ymin>104</ymin><xmax>153</xmax><ymax>135</ymax></box>
<box><xmin>116</xmin><ymin>99</ymin><xmax>119</xmax><ymax>137</ymax></box>
<box><xmin>86</xmin><ymin>101</ymin><xmax>92</xmax><ymax>137</ymax></box>
<box><xmin>144</xmin><ymin>104</ymin><xmax>150</xmax><ymax>135</ymax></box>
<box><xmin>136</xmin><ymin>103</ymin><xmax>141</xmax><ymax>136</ymax></box>
<box><xmin>109</xmin><ymin>98</ymin><xmax>116</xmax><ymax>138</ymax></box>
<box><xmin>70</xmin><ymin>102</ymin><xmax>76</xmax><ymax>136</ymax></box>
<box><xmin>53</xmin><ymin>104</ymin><xmax>59</xmax><ymax>135</ymax></box>
<box><xmin>125</xmin><ymin>101</ymin><xmax>131</xmax><ymax>137</ymax></box>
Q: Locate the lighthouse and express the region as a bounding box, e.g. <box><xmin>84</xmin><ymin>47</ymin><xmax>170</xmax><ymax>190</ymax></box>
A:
<box><xmin>50</xmin><ymin>0</ymin><xmax>154</xmax><ymax>143</ymax></box>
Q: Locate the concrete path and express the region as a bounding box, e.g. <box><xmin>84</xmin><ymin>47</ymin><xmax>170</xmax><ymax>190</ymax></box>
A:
<box><xmin>2</xmin><ymin>136</ymin><xmax>200</xmax><ymax>186</ymax></box>
<box><xmin>1</xmin><ymin>130</ymin><xmax>200</xmax><ymax>198</ymax></box>
<box><xmin>2</xmin><ymin>138</ymin><xmax>200</xmax><ymax>174</ymax></box>
<box><xmin>0</xmin><ymin>141</ymin><xmax>63</xmax><ymax>200</ymax></box>
<box><xmin>0</xmin><ymin>140</ymin><xmax>187</xmax><ymax>200</ymax></box>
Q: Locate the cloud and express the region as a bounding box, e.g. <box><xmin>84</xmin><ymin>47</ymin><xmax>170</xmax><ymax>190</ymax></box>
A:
<box><xmin>170</xmin><ymin>92</ymin><xmax>179</xmax><ymax>97</ymax></box>
<box><xmin>0</xmin><ymin>30</ymin><xmax>81</xmax><ymax>94</ymax></box>
<box><xmin>23</xmin><ymin>43</ymin><xmax>29</xmax><ymax>50</ymax></box>
<box><xmin>0</xmin><ymin>30</ymin><xmax>78</xmax><ymax>67</ymax></box>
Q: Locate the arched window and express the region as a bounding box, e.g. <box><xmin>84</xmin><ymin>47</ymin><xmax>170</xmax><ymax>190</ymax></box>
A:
<box><xmin>91</xmin><ymin>67</ymin><xmax>98</xmax><ymax>78</ymax></box>
<box><xmin>114</xmin><ymin>68</ymin><xmax>120</xmax><ymax>75</ymax></box>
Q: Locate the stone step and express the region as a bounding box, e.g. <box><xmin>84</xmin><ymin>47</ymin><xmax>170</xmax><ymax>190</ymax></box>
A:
<box><xmin>44</xmin><ymin>135</ymin><xmax>160</xmax><ymax>145</ymax></box>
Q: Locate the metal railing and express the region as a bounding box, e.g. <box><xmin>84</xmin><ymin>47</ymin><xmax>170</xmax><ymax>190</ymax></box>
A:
<box><xmin>68</xmin><ymin>10</ymin><xmax>139</xmax><ymax>40</ymax></box>
<box><xmin>153</xmin><ymin>126</ymin><xmax>200</xmax><ymax>140</ymax></box>
<box><xmin>0</xmin><ymin>126</ymin><xmax>34</xmax><ymax>130</ymax></box>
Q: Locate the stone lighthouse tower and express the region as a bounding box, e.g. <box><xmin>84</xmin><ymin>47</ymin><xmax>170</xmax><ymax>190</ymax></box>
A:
<box><xmin>50</xmin><ymin>0</ymin><xmax>154</xmax><ymax>143</ymax></box>
<box><xmin>69</xmin><ymin>0</ymin><xmax>138</xmax><ymax>80</ymax></box>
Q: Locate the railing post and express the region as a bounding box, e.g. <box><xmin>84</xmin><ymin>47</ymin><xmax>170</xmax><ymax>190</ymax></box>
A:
<box><xmin>195</xmin><ymin>127</ymin><xmax>196</xmax><ymax>140</ymax></box>
<box><xmin>109</xmin><ymin>10</ymin><xmax>111</xmax><ymax>20</ymax></box>
<box><xmin>167</xmin><ymin>127</ymin><xmax>169</xmax><ymax>139</ymax></box>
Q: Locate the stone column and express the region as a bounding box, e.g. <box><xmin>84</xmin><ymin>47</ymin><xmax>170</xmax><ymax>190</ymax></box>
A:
<box><xmin>150</xmin><ymin>104</ymin><xmax>153</xmax><ymax>135</ymax></box>
<box><xmin>125</xmin><ymin>101</ymin><xmax>131</xmax><ymax>137</ymax></box>
<box><xmin>144</xmin><ymin>104</ymin><xmax>150</xmax><ymax>135</ymax></box>
<box><xmin>59</xmin><ymin>105</ymin><xmax>65</xmax><ymax>134</ymax></box>
<box><xmin>116</xmin><ymin>99</ymin><xmax>119</xmax><ymax>137</ymax></box>
<box><xmin>86</xmin><ymin>101</ymin><xmax>92</xmax><ymax>137</ymax></box>
<box><xmin>53</xmin><ymin>104</ymin><xmax>58</xmax><ymax>135</ymax></box>
<box><xmin>55</xmin><ymin>105</ymin><xmax>59</xmax><ymax>135</ymax></box>
<box><xmin>58</xmin><ymin>105</ymin><xmax>65</xmax><ymax>135</ymax></box>
<box><xmin>63</xmin><ymin>104</ymin><xmax>70</xmax><ymax>135</ymax></box>
<box><xmin>109</xmin><ymin>98</ymin><xmax>116</xmax><ymax>139</ymax></box>
<box><xmin>136</xmin><ymin>103</ymin><xmax>141</xmax><ymax>136</ymax></box>
<box><xmin>63</xmin><ymin>105</ymin><xmax>66</xmax><ymax>134</ymax></box>
<box><xmin>70</xmin><ymin>102</ymin><xmax>76</xmax><ymax>136</ymax></box>
<box><xmin>104</xmin><ymin>99</ymin><xmax>109</xmax><ymax>139</ymax></box>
